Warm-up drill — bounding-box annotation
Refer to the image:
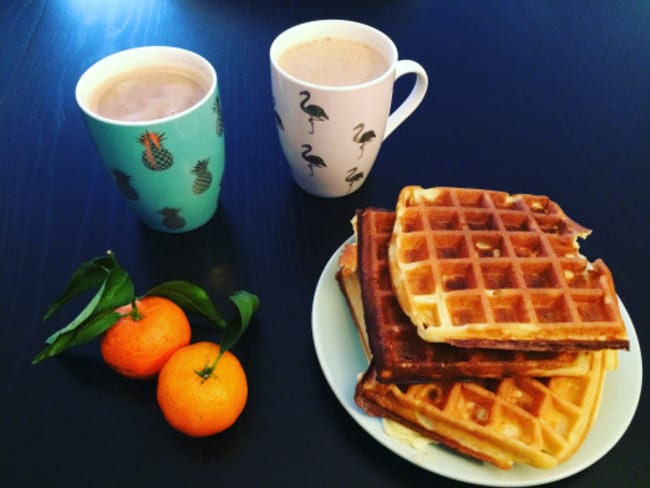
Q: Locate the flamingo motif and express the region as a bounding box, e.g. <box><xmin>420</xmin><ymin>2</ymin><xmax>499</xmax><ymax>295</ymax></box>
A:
<box><xmin>272</xmin><ymin>97</ymin><xmax>284</xmax><ymax>131</ymax></box>
<box><xmin>300</xmin><ymin>90</ymin><xmax>328</xmax><ymax>134</ymax></box>
<box><xmin>301</xmin><ymin>144</ymin><xmax>326</xmax><ymax>176</ymax></box>
<box><xmin>345</xmin><ymin>167</ymin><xmax>364</xmax><ymax>192</ymax></box>
<box><xmin>353</xmin><ymin>123</ymin><xmax>377</xmax><ymax>159</ymax></box>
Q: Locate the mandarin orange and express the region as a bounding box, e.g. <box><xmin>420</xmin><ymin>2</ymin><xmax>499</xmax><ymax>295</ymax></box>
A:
<box><xmin>100</xmin><ymin>296</ymin><xmax>191</xmax><ymax>380</ymax></box>
<box><xmin>156</xmin><ymin>341</ymin><xmax>248</xmax><ymax>437</ymax></box>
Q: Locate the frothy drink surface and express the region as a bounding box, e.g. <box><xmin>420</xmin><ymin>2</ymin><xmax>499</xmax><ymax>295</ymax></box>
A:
<box><xmin>94</xmin><ymin>67</ymin><xmax>207</xmax><ymax>122</ymax></box>
<box><xmin>279</xmin><ymin>37</ymin><xmax>389</xmax><ymax>86</ymax></box>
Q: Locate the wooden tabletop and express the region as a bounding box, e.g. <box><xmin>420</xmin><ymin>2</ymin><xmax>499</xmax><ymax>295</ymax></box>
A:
<box><xmin>1</xmin><ymin>1</ymin><xmax>647</xmax><ymax>486</ymax></box>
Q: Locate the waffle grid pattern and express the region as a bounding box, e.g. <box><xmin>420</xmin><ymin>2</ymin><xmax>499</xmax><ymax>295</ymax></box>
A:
<box><xmin>358</xmin><ymin>209</ymin><xmax>589</xmax><ymax>382</ymax></box>
<box><xmin>389</xmin><ymin>187</ymin><xmax>628</xmax><ymax>349</ymax></box>
<box><xmin>355</xmin><ymin>350</ymin><xmax>611</xmax><ymax>469</ymax></box>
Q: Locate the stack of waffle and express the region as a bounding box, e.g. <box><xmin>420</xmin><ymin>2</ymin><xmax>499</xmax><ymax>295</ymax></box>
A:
<box><xmin>336</xmin><ymin>186</ymin><xmax>628</xmax><ymax>470</ymax></box>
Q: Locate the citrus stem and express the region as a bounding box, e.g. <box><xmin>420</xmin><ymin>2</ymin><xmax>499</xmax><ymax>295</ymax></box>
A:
<box><xmin>129</xmin><ymin>298</ymin><xmax>143</xmax><ymax>321</ymax></box>
<box><xmin>194</xmin><ymin>351</ymin><xmax>224</xmax><ymax>383</ymax></box>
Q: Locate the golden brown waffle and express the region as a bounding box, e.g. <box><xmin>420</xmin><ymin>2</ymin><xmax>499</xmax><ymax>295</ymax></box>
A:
<box><xmin>345</xmin><ymin>208</ymin><xmax>590</xmax><ymax>382</ymax></box>
<box><xmin>336</xmin><ymin>242</ymin><xmax>372</xmax><ymax>359</ymax></box>
<box><xmin>355</xmin><ymin>350</ymin><xmax>616</xmax><ymax>469</ymax></box>
<box><xmin>389</xmin><ymin>186</ymin><xmax>629</xmax><ymax>351</ymax></box>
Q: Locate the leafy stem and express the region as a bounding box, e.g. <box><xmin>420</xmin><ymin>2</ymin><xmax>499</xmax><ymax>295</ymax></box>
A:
<box><xmin>195</xmin><ymin>354</ymin><xmax>221</xmax><ymax>384</ymax></box>
<box><xmin>128</xmin><ymin>297</ymin><xmax>142</xmax><ymax>321</ymax></box>
<box><xmin>32</xmin><ymin>250</ymin><xmax>260</xmax><ymax>364</ymax></box>
<box><xmin>194</xmin><ymin>289</ymin><xmax>261</xmax><ymax>378</ymax></box>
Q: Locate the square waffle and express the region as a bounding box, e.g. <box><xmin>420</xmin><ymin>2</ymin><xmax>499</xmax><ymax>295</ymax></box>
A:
<box><xmin>355</xmin><ymin>350</ymin><xmax>616</xmax><ymax>469</ymax></box>
<box><xmin>388</xmin><ymin>186</ymin><xmax>629</xmax><ymax>351</ymax></box>
<box><xmin>338</xmin><ymin>208</ymin><xmax>591</xmax><ymax>383</ymax></box>
<box><xmin>336</xmin><ymin>241</ymin><xmax>372</xmax><ymax>360</ymax></box>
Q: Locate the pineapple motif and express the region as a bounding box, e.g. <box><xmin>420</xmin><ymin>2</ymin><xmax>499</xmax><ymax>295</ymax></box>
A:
<box><xmin>158</xmin><ymin>207</ymin><xmax>186</xmax><ymax>229</ymax></box>
<box><xmin>111</xmin><ymin>169</ymin><xmax>139</xmax><ymax>200</ymax></box>
<box><xmin>190</xmin><ymin>159</ymin><xmax>213</xmax><ymax>194</ymax></box>
<box><xmin>212</xmin><ymin>96</ymin><xmax>224</xmax><ymax>136</ymax></box>
<box><xmin>139</xmin><ymin>131</ymin><xmax>174</xmax><ymax>171</ymax></box>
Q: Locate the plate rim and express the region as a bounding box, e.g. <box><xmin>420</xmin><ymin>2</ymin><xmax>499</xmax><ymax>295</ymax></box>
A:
<box><xmin>312</xmin><ymin>236</ymin><xmax>643</xmax><ymax>487</ymax></box>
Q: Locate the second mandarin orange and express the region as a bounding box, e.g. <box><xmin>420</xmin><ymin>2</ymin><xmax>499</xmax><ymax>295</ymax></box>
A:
<box><xmin>156</xmin><ymin>341</ymin><xmax>248</xmax><ymax>437</ymax></box>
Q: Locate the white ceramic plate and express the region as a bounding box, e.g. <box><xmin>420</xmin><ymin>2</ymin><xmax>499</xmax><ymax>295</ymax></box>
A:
<box><xmin>312</xmin><ymin>238</ymin><xmax>643</xmax><ymax>487</ymax></box>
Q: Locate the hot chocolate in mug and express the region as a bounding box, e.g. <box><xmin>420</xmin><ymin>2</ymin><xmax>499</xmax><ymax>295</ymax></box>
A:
<box><xmin>76</xmin><ymin>46</ymin><xmax>225</xmax><ymax>233</ymax></box>
<box><xmin>270</xmin><ymin>20</ymin><xmax>428</xmax><ymax>197</ymax></box>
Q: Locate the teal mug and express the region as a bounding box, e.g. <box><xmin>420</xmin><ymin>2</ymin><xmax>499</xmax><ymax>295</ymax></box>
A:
<box><xmin>76</xmin><ymin>46</ymin><xmax>225</xmax><ymax>233</ymax></box>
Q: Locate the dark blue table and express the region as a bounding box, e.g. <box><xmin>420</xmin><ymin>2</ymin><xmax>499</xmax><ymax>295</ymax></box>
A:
<box><xmin>1</xmin><ymin>1</ymin><xmax>647</xmax><ymax>486</ymax></box>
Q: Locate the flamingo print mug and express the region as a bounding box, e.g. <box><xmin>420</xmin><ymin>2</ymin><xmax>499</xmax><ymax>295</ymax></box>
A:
<box><xmin>76</xmin><ymin>46</ymin><xmax>225</xmax><ymax>233</ymax></box>
<box><xmin>270</xmin><ymin>20</ymin><xmax>428</xmax><ymax>197</ymax></box>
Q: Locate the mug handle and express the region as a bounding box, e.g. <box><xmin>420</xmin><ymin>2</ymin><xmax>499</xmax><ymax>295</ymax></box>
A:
<box><xmin>383</xmin><ymin>60</ymin><xmax>428</xmax><ymax>140</ymax></box>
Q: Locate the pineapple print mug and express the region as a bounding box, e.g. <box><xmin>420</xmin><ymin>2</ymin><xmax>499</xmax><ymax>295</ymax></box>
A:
<box><xmin>270</xmin><ymin>20</ymin><xmax>428</xmax><ymax>198</ymax></box>
<box><xmin>76</xmin><ymin>46</ymin><xmax>225</xmax><ymax>232</ymax></box>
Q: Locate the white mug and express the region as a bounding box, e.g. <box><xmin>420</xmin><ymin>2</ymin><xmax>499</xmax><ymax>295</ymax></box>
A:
<box><xmin>270</xmin><ymin>19</ymin><xmax>428</xmax><ymax>198</ymax></box>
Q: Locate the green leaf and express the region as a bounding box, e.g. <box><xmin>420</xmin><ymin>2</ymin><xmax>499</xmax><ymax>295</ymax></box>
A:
<box><xmin>42</xmin><ymin>257</ymin><xmax>113</xmax><ymax>321</ymax></box>
<box><xmin>220</xmin><ymin>290</ymin><xmax>260</xmax><ymax>353</ymax></box>
<box><xmin>42</xmin><ymin>267</ymin><xmax>133</xmax><ymax>346</ymax></box>
<box><xmin>34</xmin><ymin>251</ymin><xmax>134</xmax><ymax>363</ymax></box>
<box><xmin>44</xmin><ymin>279</ymin><xmax>109</xmax><ymax>344</ymax></box>
<box><xmin>32</xmin><ymin>310</ymin><xmax>123</xmax><ymax>364</ymax></box>
<box><xmin>144</xmin><ymin>280</ymin><xmax>227</xmax><ymax>329</ymax></box>
<box><xmin>70</xmin><ymin>310</ymin><xmax>122</xmax><ymax>346</ymax></box>
<box><xmin>32</xmin><ymin>330</ymin><xmax>77</xmax><ymax>364</ymax></box>
<box><xmin>94</xmin><ymin>266</ymin><xmax>135</xmax><ymax>315</ymax></box>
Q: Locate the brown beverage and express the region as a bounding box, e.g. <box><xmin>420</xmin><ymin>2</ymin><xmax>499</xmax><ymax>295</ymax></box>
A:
<box><xmin>278</xmin><ymin>37</ymin><xmax>389</xmax><ymax>86</ymax></box>
<box><xmin>92</xmin><ymin>66</ymin><xmax>208</xmax><ymax>122</ymax></box>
